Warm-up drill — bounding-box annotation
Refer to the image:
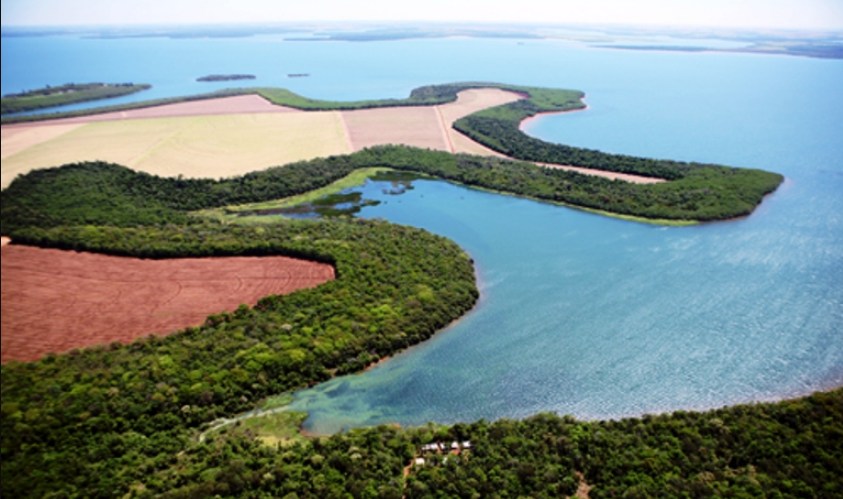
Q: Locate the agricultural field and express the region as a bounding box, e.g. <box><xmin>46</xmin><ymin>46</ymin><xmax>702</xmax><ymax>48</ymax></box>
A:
<box><xmin>0</xmin><ymin>244</ymin><xmax>334</xmax><ymax>363</ymax></box>
<box><xmin>1</xmin><ymin>110</ymin><xmax>351</xmax><ymax>187</ymax></box>
<box><xmin>341</xmin><ymin>87</ymin><xmax>521</xmax><ymax>154</ymax></box>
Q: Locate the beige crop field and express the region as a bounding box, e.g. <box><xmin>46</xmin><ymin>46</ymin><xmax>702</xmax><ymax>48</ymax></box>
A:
<box><xmin>340</xmin><ymin>88</ymin><xmax>522</xmax><ymax>155</ymax></box>
<box><xmin>2</xmin><ymin>90</ymin><xmax>519</xmax><ymax>188</ymax></box>
<box><xmin>342</xmin><ymin>106</ymin><xmax>448</xmax><ymax>151</ymax></box>
<box><xmin>1</xmin><ymin>123</ymin><xmax>85</xmax><ymax>160</ymax></box>
<box><xmin>1</xmin><ymin>111</ymin><xmax>351</xmax><ymax>187</ymax></box>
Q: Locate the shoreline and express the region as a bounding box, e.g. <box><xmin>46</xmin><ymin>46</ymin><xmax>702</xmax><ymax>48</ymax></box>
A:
<box><xmin>360</xmin><ymin>257</ymin><xmax>486</xmax><ymax>374</ymax></box>
<box><xmin>295</xmin><ymin>382</ymin><xmax>843</xmax><ymax>438</ymax></box>
<box><xmin>290</xmin><ymin>259</ymin><xmax>489</xmax><ymax>437</ymax></box>
<box><xmin>0</xmin><ymin>94</ymin><xmax>296</xmax><ymax>129</ymax></box>
<box><xmin>572</xmin><ymin>379</ymin><xmax>843</xmax><ymax>424</ymax></box>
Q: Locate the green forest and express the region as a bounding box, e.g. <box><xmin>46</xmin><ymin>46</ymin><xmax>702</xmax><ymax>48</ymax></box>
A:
<box><xmin>1</xmin><ymin>83</ymin><xmax>830</xmax><ymax>498</ymax></box>
<box><xmin>0</xmin><ymin>82</ymin><xmax>151</xmax><ymax>114</ymax></box>
<box><xmin>197</xmin><ymin>74</ymin><xmax>257</xmax><ymax>82</ymax></box>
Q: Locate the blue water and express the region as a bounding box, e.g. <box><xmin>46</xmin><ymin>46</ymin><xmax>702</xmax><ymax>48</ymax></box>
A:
<box><xmin>2</xmin><ymin>31</ymin><xmax>841</xmax><ymax>432</ymax></box>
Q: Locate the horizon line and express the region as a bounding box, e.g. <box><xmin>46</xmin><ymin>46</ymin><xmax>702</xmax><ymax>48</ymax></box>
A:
<box><xmin>2</xmin><ymin>20</ymin><xmax>842</xmax><ymax>34</ymax></box>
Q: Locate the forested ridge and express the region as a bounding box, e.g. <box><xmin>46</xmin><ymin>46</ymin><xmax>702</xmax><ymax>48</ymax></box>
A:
<box><xmin>1</xmin><ymin>145</ymin><xmax>780</xmax><ymax>229</ymax></box>
<box><xmin>157</xmin><ymin>390</ymin><xmax>842</xmax><ymax>498</ymax></box>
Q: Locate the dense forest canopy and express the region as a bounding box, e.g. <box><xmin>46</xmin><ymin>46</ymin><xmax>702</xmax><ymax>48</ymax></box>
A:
<box><xmin>0</xmin><ymin>159</ymin><xmax>833</xmax><ymax>497</ymax></box>
<box><xmin>0</xmin><ymin>217</ymin><xmax>479</xmax><ymax>496</ymax></box>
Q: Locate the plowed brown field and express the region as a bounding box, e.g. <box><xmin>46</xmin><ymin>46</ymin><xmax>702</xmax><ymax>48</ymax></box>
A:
<box><xmin>0</xmin><ymin>244</ymin><xmax>334</xmax><ymax>363</ymax></box>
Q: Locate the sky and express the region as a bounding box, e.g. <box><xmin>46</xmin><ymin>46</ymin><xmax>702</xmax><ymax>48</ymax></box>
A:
<box><xmin>2</xmin><ymin>0</ymin><xmax>843</xmax><ymax>30</ymax></box>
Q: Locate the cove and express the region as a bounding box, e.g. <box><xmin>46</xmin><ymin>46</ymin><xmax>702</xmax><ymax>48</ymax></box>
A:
<box><xmin>288</xmin><ymin>174</ymin><xmax>843</xmax><ymax>434</ymax></box>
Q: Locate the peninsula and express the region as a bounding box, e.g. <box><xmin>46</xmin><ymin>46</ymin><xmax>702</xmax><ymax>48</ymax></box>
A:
<box><xmin>0</xmin><ymin>82</ymin><xmax>150</xmax><ymax>114</ymax></box>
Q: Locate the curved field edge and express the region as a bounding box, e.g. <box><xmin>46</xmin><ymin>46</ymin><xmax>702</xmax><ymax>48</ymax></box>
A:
<box><xmin>0</xmin><ymin>82</ymin><xmax>509</xmax><ymax>124</ymax></box>
<box><xmin>0</xmin><ymin>83</ymin><xmax>478</xmax><ymax>124</ymax></box>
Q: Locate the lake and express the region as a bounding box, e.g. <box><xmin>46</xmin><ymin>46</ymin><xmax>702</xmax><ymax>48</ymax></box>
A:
<box><xmin>2</xmin><ymin>29</ymin><xmax>841</xmax><ymax>433</ymax></box>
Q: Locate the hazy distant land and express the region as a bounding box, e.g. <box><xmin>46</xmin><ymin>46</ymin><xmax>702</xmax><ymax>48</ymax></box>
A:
<box><xmin>595</xmin><ymin>41</ymin><xmax>843</xmax><ymax>59</ymax></box>
<box><xmin>196</xmin><ymin>74</ymin><xmax>256</xmax><ymax>82</ymax></box>
<box><xmin>4</xmin><ymin>22</ymin><xmax>840</xmax><ymax>59</ymax></box>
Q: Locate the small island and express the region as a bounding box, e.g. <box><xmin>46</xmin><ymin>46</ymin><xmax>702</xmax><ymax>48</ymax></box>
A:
<box><xmin>196</xmin><ymin>73</ymin><xmax>256</xmax><ymax>82</ymax></box>
<box><xmin>0</xmin><ymin>82</ymin><xmax>150</xmax><ymax>115</ymax></box>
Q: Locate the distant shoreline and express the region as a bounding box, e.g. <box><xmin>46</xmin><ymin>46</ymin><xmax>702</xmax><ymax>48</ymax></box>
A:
<box><xmin>595</xmin><ymin>43</ymin><xmax>843</xmax><ymax>60</ymax></box>
<box><xmin>3</xmin><ymin>23</ymin><xmax>839</xmax><ymax>60</ymax></box>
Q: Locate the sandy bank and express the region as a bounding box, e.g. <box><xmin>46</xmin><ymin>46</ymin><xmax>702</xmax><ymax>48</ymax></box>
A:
<box><xmin>520</xmin><ymin>106</ymin><xmax>665</xmax><ymax>184</ymax></box>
